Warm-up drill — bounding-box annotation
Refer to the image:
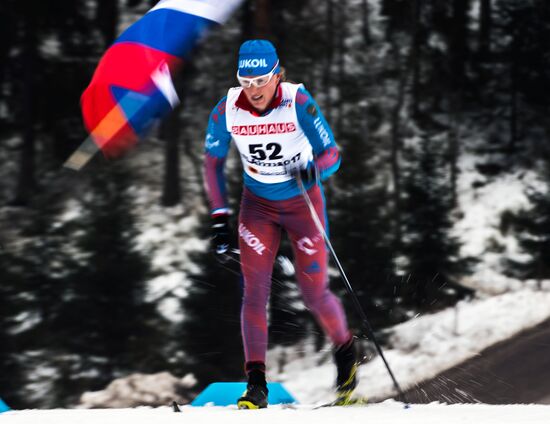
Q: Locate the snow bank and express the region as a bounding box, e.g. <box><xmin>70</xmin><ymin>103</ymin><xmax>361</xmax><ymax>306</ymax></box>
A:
<box><xmin>276</xmin><ymin>288</ymin><xmax>550</xmax><ymax>403</ymax></box>
<box><xmin>79</xmin><ymin>372</ymin><xmax>197</xmax><ymax>408</ymax></box>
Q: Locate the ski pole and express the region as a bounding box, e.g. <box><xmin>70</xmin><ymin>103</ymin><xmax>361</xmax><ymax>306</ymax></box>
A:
<box><xmin>296</xmin><ymin>176</ymin><xmax>409</xmax><ymax>405</ymax></box>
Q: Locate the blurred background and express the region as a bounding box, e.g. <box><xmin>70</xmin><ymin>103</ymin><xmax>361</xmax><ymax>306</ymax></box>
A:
<box><xmin>1</xmin><ymin>0</ymin><xmax>550</xmax><ymax>409</ymax></box>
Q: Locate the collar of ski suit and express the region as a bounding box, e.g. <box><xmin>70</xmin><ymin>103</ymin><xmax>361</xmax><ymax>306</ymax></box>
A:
<box><xmin>235</xmin><ymin>84</ymin><xmax>283</xmax><ymax>116</ymax></box>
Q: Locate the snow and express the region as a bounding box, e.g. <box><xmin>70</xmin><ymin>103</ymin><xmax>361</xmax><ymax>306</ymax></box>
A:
<box><xmin>2</xmin><ymin>401</ymin><xmax>550</xmax><ymax>424</ymax></box>
<box><xmin>454</xmin><ymin>155</ymin><xmax>538</xmax><ymax>294</ymax></box>
<box><xmin>272</xmin><ymin>288</ymin><xmax>550</xmax><ymax>404</ymax></box>
<box><xmin>79</xmin><ymin>372</ymin><xmax>196</xmax><ymax>409</ymax></box>
<box><xmin>10</xmin><ymin>311</ymin><xmax>42</xmax><ymax>335</ymax></box>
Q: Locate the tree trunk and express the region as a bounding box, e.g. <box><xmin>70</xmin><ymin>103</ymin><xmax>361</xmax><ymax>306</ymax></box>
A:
<box><xmin>160</xmin><ymin>71</ymin><xmax>188</xmax><ymax>207</ymax></box>
<box><xmin>272</xmin><ymin>0</ymin><xmax>288</xmax><ymax>60</ymax></box>
<box><xmin>388</xmin><ymin>0</ymin><xmax>425</xmax><ymax>246</ymax></box>
<box><xmin>254</xmin><ymin>0</ymin><xmax>271</xmax><ymax>38</ymax></box>
<box><xmin>323</xmin><ymin>0</ymin><xmax>334</xmax><ymax>122</ymax></box>
<box><xmin>335</xmin><ymin>2</ymin><xmax>347</xmax><ymax>137</ymax></box>
<box><xmin>479</xmin><ymin>0</ymin><xmax>491</xmax><ymax>57</ymax></box>
<box><xmin>241</xmin><ymin>0</ymin><xmax>254</xmax><ymax>41</ymax></box>
<box><xmin>509</xmin><ymin>40</ymin><xmax>518</xmax><ymax>156</ymax></box>
<box><xmin>97</xmin><ymin>0</ymin><xmax>119</xmax><ymax>47</ymax></box>
<box><xmin>410</xmin><ymin>0</ymin><xmax>422</xmax><ymax>118</ymax></box>
<box><xmin>450</xmin><ymin>0</ymin><xmax>468</xmax><ymax>88</ymax></box>
<box><xmin>362</xmin><ymin>0</ymin><xmax>372</xmax><ymax>46</ymax></box>
<box><xmin>430</xmin><ymin>0</ymin><xmax>450</xmax><ymax>36</ymax></box>
<box><xmin>447</xmin><ymin>101</ymin><xmax>459</xmax><ymax>206</ymax></box>
<box><xmin>446</xmin><ymin>0</ymin><xmax>469</xmax><ymax>204</ymax></box>
<box><xmin>451</xmin><ymin>0</ymin><xmax>470</xmax><ymax>78</ymax></box>
<box><xmin>160</xmin><ymin>114</ymin><xmax>181</xmax><ymax>207</ymax></box>
<box><xmin>13</xmin><ymin>12</ymin><xmax>37</xmax><ymax>206</ymax></box>
<box><xmin>381</xmin><ymin>0</ymin><xmax>397</xmax><ymax>37</ymax></box>
<box><xmin>389</xmin><ymin>42</ymin><xmax>407</xmax><ymax>246</ymax></box>
<box><xmin>0</xmin><ymin>3</ymin><xmax>12</xmax><ymax>93</ymax></box>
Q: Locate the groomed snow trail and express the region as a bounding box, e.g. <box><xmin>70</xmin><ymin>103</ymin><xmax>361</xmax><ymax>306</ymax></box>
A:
<box><xmin>2</xmin><ymin>401</ymin><xmax>550</xmax><ymax>424</ymax></box>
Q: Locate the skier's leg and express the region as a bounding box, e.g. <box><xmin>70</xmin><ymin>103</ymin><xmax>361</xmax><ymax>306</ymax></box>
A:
<box><xmin>284</xmin><ymin>185</ymin><xmax>358</xmax><ymax>401</ymax></box>
<box><xmin>237</xmin><ymin>189</ymin><xmax>280</xmax><ymax>409</ymax></box>
<box><xmin>284</xmin><ymin>185</ymin><xmax>351</xmax><ymax>346</ymax></box>
<box><xmin>238</xmin><ymin>189</ymin><xmax>281</xmax><ymax>366</ymax></box>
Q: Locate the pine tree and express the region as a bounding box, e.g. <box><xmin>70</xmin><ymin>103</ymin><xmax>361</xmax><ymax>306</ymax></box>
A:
<box><xmin>507</xmin><ymin>150</ymin><xmax>550</xmax><ymax>283</ymax></box>
<box><xmin>177</xmin><ymin>215</ymin><xmax>244</xmax><ymax>385</ymax></box>
<box><xmin>484</xmin><ymin>1</ymin><xmax>550</xmax><ymax>159</ymax></box>
<box><xmin>0</xmin><ymin>198</ymin><xmax>84</xmax><ymax>408</ymax></box>
<box><xmin>320</xmin><ymin>1</ymin><xmax>401</xmax><ymax>328</ymax></box>
<box><xmin>329</xmin><ymin>129</ymin><xmax>398</xmax><ymax>328</ymax></box>
<box><xmin>1</xmin><ymin>0</ymin><xmax>102</xmax><ymax>205</ymax></box>
<box><xmin>51</xmin><ymin>166</ymin><xmax>167</xmax><ymax>405</ymax></box>
<box><xmin>399</xmin><ymin>136</ymin><xmax>473</xmax><ymax>310</ymax></box>
<box><xmin>176</xmin><ymin>148</ymin><xmax>246</xmax><ymax>385</ymax></box>
<box><xmin>0</xmin><ymin>250</ymin><xmax>25</xmax><ymax>408</ymax></box>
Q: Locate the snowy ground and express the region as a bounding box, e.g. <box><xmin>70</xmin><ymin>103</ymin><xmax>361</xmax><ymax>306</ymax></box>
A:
<box><xmin>69</xmin><ymin>287</ymin><xmax>550</xmax><ymax>410</ymax></box>
<box><xmin>271</xmin><ymin>287</ymin><xmax>550</xmax><ymax>404</ymax></box>
<box><xmin>2</xmin><ymin>401</ymin><xmax>550</xmax><ymax>424</ymax></box>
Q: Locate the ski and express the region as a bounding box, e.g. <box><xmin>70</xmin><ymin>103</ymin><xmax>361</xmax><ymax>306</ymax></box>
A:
<box><xmin>314</xmin><ymin>396</ymin><xmax>369</xmax><ymax>409</ymax></box>
<box><xmin>279</xmin><ymin>397</ymin><xmax>370</xmax><ymax>410</ymax></box>
<box><xmin>172</xmin><ymin>396</ymin><xmax>371</xmax><ymax>411</ymax></box>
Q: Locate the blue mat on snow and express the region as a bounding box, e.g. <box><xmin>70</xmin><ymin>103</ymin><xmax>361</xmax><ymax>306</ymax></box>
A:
<box><xmin>0</xmin><ymin>398</ymin><xmax>10</xmax><ymax>413</ymax></box>
<box><xmin>191</xmin><ymin>382</ymin><xmax>297</xmax><ymax>406</ymax></box>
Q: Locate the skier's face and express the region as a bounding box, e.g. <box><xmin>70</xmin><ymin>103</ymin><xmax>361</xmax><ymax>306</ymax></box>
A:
<box><xmin>241</xmin><ymin>72</ymin><xmax>281</xmax><ymax>113</ymax></box>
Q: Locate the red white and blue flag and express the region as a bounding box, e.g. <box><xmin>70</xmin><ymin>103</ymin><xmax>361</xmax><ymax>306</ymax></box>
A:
<box><xmin>72</xmin><ymin>0</ymin><xmax>242</xmax><ymax>165</ymax></box>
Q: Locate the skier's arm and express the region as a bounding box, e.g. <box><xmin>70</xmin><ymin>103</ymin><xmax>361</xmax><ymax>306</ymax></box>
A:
<box><xmin>204</xmin><ymin>97</ymin><xmax>232</xmax><ymax>216</ymax></box>
<box><xmin>295</xmin><ymin>87</ymin><xmax>341</xmax><ymax>180</ymax></box>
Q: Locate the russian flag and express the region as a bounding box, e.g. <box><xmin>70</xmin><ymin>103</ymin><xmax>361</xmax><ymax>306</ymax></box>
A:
<box><xmin>81</xmin><ymin>0</ymin><xmax>243</xmax><ymax>159</ymax></box>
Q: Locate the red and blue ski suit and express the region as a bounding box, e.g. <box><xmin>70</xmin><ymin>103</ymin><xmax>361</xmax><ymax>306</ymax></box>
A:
<box><xmin>204</xmin><ymin>82</ymin><xmax>351</xmax><ymax>365</ymax></box>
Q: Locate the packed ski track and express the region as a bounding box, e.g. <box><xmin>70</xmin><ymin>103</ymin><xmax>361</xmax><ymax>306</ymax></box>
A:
<box><xmin>2</xmin><ymin>401</ymin><xmax>550</xmax><ymax>424</ymax></box>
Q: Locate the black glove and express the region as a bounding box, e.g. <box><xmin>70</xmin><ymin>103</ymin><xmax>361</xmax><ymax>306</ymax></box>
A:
<box><xmin>291</xmin><ymin>162</ymin><xmax>318</xmax><ymax>185</ymax></box>
<box><xmin>211</xmin><ymin>214</ymin><xmax>231</xmax><ymax>256</ymax></box>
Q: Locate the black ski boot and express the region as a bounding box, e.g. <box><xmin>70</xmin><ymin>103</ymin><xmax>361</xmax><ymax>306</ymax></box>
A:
<box><xmin>237</xmin><ymin>362</ymin><xmax>268</xmax><ymax>409</ymax></box>
<box><xmin>333</xmin><ymin>337</ymin><xmax>359</xmax><ymax>404</ymax></box>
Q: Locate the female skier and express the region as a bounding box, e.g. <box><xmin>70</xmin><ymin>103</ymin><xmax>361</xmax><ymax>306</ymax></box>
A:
<box><xmin>203</xmin><ymin>39</ymin><xmax>358</xmax><ymax>409</ymax></box>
